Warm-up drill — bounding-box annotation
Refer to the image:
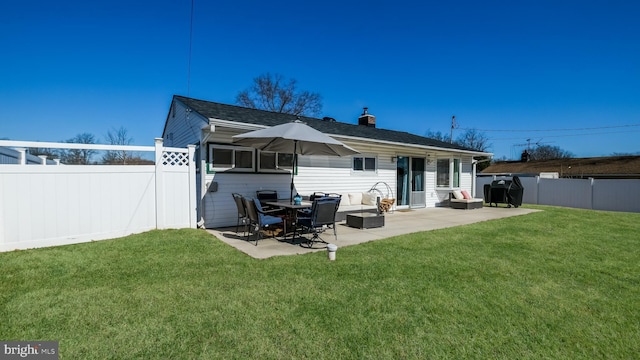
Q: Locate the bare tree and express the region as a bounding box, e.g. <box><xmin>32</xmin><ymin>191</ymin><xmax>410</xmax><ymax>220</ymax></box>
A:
<box><xmin>455</xmin><ymin>129</ymin><xmax>491</xmax><ymax>152</ymax></box>
<box><xmin>60</xmin><ymin>133</ymin><xmax>96</xmax><ymax>164</ymax></box>
<box><xmin>456</xmin><ymin>129</ymin><xmax>492</xmax><ymax>171</ymax></box>
<box><xmin>236</xmin><ymin>73</ymin><xmax>322</xmax><ymax>116</ymax></box>
<box><xmin>427</xmin><ymin>128</ymin><xmax>490</xmax><ymax>151</ymax></box>
<box><xmin>27</xmin><ymin>147</ymin><xmax>57</xmax><ymax>159</ymax></box>
<box><xmin>102</xmin><ymin>127</ymin><xmax>133</xmax><ymax>164</ymax></box>
<box><xmin>428</xmin><ymin>128</ymin><xmax>492</xmax><ymax>170</ymax></box>
<box><xmin>425</xmin><ymin>130</ymin><xmax>448</xmax><ymax>142</ymax></box>
<box><xmin>529</xmin><ymin>145</ymin><xmax>574</xmax><ymax>160</ymax></box>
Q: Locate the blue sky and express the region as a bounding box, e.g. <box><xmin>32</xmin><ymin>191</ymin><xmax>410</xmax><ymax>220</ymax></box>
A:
<box><xmin>1</xmin><ymin>0</ymin><xmax>639</xmax><ymax>160</ymax></box>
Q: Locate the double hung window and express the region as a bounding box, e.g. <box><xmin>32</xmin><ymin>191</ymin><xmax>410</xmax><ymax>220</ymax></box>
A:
<box><xmin>208</xmin><ymin>144</ymin><xmax>294</xmax><ymax>173</ymax></box>
<box><xmin>259</xmin><ymin>152</ymin><xmax>294</xmax><ymax>170</ymax></box>
<box><xmin>353</xmin><ymin>155</ymin><xmax>377</xmax><ymax>172</ymax></box>
<box><xmin>209</xmin><ymin>144</ymin><xmax>254</xmax><ymax>171</ymax></box>
<box><xmin>436</xmin><ymin>158</ymin><xmax>461</xmax><ymax>188</ymax></box>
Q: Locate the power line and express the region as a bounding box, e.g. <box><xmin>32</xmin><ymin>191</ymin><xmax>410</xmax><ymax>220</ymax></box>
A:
<box><xmin>187</xmin><ymin>0</ymin><xmax>194</xmax><ymax>97</ymax></box>
<box><xmin>489</xmin><ymin>129</ymin><xmax>640</xmax><ymax>141</ymax></box>
<box><xmin>459</xmin><ymin>124</ymin><xmax>640</xmax><ymax>133</ymax></box>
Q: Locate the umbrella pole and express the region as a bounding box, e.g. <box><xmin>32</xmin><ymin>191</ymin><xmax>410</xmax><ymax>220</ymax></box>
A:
<box><xmin>290</xmin><ymin>141</ymin><xmax>297</xmax><ymax>204</ymax></box>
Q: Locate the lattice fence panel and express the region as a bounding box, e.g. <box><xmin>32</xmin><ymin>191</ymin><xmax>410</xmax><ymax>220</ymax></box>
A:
<box><xmin>162</xmin><ymin>151</ymin><xmax>189</xmax><ymax>167</ymax></box>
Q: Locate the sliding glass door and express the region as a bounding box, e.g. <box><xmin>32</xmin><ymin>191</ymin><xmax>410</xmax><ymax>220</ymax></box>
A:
<box><xmin>396</xmin><ymin>156</ymin><xmax>426</xmax><ymax>208</ymax></box>
<box><xmin>410</xmin><ymin>158</ymin><xmax>426</xmax><ymax>207</ymax></box>
<box><xmin>396</xmin><ymin>156</ymin><xmax>410</xmax><ymax>208</ymax></box>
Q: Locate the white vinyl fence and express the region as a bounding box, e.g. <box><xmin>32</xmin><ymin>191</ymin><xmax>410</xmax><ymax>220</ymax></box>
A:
<box><xmin>0</xmin><ymin>139</ymin><xmax>196</xmax><ymax>252</ymax></box>
<box><xmin>477</xmin><ymin>176</ymin><xmax>640</xmax><ymax>213</ymax></box>
<box><xmin>0</xmin><ymin>146</ymin><xmax>58</xmax><ymax>165</ymax></box>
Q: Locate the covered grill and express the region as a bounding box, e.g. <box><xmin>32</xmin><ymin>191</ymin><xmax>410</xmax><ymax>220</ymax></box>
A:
<box><xmin>483</xmin><ymin>176</ymin><xmax>524</xmax><ymax>208</ymax></box>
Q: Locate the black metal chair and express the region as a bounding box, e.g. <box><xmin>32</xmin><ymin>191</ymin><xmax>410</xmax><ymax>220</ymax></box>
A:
<box><xmin>309</xmin><ymin>191</ymin><xmax>328</xmax><ymax>201</ymax></box>
<box><xmin>256</xmin><ymin>190</ymin><xmax>282</xmax><ymax>212</ymax></box>
<box><xmin>243</xmin><ymin>197</ymin><xmax>285</xmax><ymax>246</ymax></box>
<box><xmin>294</xmin><ymin>197</ymin><xmax>341</xmax><ymax>248</ymax></box>
<box><xmin>232</xmin><ymin>193</ymin><xmax>248</xmax><ymax>236</ymax></box>
<box><xmin>256</xmin><ymin>189</ymin><xmax>278</xmax><ymax>203</ymax></box>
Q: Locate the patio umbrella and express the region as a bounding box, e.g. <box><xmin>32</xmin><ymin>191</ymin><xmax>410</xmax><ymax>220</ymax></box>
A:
<box><xmin>232</xmin><ymin>120</ymin><xmax>359</xmax><ymax>202</ymax></box>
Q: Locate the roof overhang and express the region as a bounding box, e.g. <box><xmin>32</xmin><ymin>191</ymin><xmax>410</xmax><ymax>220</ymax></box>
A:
<box><xmin>207</xmin><ymin>118</ymin><xmax>493</xmax><ymax>157</ymax></box>
<box><xmin>208</xmin><ymin>118</ymin><xmax>267</xmax><ymax>131</ymax></box>
<box><xmin>332</xmin><ymin>134</ymin><xmax>492</xmax><ymax>157</ymax></box>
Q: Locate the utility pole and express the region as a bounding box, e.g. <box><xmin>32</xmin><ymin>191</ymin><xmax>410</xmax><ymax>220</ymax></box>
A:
<box><xmin>450</xmin><ymin>115</ymin><xmax>456</xmax><ymax>144</ymax></box>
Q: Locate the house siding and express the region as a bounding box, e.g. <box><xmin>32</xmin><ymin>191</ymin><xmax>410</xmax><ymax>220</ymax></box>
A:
<box><xmin>425</xmin><ymin>162</ymin><xmax>439</xmax><ymax>207</ymax></box>
<box><xmin>461</xmin><ymin>157</ymin><xmax>474</xmax><ymax>193</ymax></box>
<box><xmin>162</xmin><ymin>100</ymin><xmax>207</xmax><ymax>148</ymax></box>
<box><xmin>201</xmin><ymin>153</ymin><xmax>396</xmax><ymax>228</ymax></box>
<box><xmin>297</xmin><ymin>149</ymin><xmax>396</xmax><ymax>196</ymax></box>
<box><xmin>199</xmin><ymin>138</ymin><xmax>478</xmax><ymax>227</ymax></box>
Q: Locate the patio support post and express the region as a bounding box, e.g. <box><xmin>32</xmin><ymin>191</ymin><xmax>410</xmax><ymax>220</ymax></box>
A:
<box><xmin>38</xmin><ymin>155</ymin><xmax>47</xmax><ymax>165</ymax></box>
<box><xmin>472</xmin><ymin>159</ymin><xmax>477</xmax><ymax>197</ymax></box>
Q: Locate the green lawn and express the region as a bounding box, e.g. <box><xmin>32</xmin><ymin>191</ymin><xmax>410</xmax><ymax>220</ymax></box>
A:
<box><xmin>1</xmin><ymin>205</ymin><xmax>639</xmax><ymax>359</ymax></box>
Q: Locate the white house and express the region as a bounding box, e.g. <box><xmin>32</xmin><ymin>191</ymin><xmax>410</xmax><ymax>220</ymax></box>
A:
<box><xmin>162</xmin><ymin>95</ymin><xmax>492</xmax><ymax>228</ymax></box>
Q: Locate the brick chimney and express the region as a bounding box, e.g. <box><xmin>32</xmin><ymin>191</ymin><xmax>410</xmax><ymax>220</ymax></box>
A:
<box><xmin>358</xmin><ymin>107</ymin><xmax>376</xmax><ymax>128</ymax></box>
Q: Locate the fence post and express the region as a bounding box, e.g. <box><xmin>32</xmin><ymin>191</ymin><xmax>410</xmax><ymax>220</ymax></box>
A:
<box><xmin>15</xmin><ymin>148</ymin><xmax>26</xmax><ymax>165</ymax></box>
<box><xmin>536</xmin><ymin>176</ymin><xmax>540</xmax><ymax>205</ymax></box>
<box><xmin>38</xmin><ymin>155</ymin><xmax>47</xmax><ymax>165</ymax></box>
<box><xmin>155</xmin><ymin>138</ymin><xmax>165</xmax><ymax>229</ymax></box>
<box><xmin>187</xmin><ymin>144</ymin><xmax>197</xmax><ymax>228</ymax></box>
<box><xmin>590</xmin><ymin>178</ymin><xmax>595</xmax><ymax>210</ymax></box>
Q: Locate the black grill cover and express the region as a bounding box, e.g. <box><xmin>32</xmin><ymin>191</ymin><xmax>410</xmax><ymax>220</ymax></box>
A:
<box><xmin>508</xmin><ymin>176</ymin><xmax>524</xmax><ymax>207</ymax></box>
<box><xmin>484</xmin><ymin>176</ymin><xmax>524</xmax><ymax>207</ymax></box>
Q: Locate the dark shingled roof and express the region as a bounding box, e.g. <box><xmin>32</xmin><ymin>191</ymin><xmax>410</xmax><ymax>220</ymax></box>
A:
<box><xmin>482</xmin><ymin>156</ymin><xmax>640</xmax><ymax>178</ymax></box>
<box><xmin>174</xmin><ymin>95</ymin><xmax>485</xmax><ymax>154</ymax></box>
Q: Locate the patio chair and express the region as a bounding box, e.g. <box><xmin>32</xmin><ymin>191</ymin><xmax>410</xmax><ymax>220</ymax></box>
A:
<box><xmin>256</xmin><ymin>189</ymin><xmax>278</xmax><ymax>206</ymax></box>
<box><xmin>298</xmin><ymin>192</ymin><xmax>341</xmax><ymax>217</ymax></box>
<box><xmin>294</xmin><ymin>196</ymin><xmax>341</xmax><ymax>248</ymax></box>
<box><xmin>309</xmin><ymin>191</ymin><xmax>328</xmax><ymax>201</ymax></box>
<box><xmin>243</xmin><ymin>197</ymin><xmax>285</xmax><ymax>246</ymax></box>
<box><xmin>297</xmin><ymin>192</ymin><xmax>325</xmax><ymax>217</ymax></box>
<box><xmin>256</xmin><ymin>189</ymin><xmax>287</xmax><ymax>214</ymax></box>
<box><xmin>232</xmin><ymin>193</ymin><xmax>249</xmax><ymax>235</ymax></box>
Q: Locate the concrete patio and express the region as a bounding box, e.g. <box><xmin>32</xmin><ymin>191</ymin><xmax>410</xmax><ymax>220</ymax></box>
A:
<box><xmin>207</xmin><ymin>206</ymin><xmax>539</xmax><ymax>259</ymax></box>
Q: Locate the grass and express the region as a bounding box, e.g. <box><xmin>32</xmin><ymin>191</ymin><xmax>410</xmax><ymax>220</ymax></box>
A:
<box><xmin>1</xmin><ymin>205</ymin><xmax>639</xmax><ymax>359</ymax></box>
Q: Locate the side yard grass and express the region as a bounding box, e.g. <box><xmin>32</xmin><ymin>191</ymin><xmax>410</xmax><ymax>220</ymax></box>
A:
<box><xmin>1</xmin><ymin>205</ymin><xmax>639</xmax><ymax>359</ymax></box>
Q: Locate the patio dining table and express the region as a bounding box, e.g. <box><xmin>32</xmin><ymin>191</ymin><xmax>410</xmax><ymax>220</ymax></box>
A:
<box><xmin>264</xmin><ymin>200</ymin><xmax>313</xmax><ymax>237</ymax></box>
